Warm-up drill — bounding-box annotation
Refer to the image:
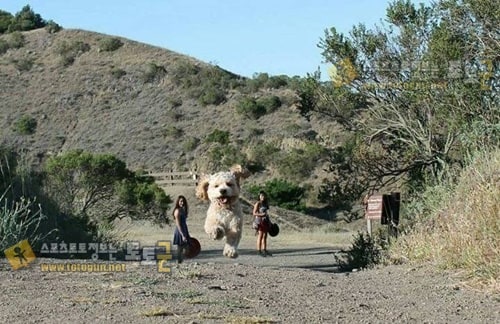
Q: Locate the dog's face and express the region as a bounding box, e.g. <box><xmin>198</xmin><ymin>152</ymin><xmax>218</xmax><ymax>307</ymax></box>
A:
<box><xmin>206</xmin><ymin>171</ymin><xmax>240</xmax><ymax>206</ymax></box>
<box><xmin>196</xmin><ymin>165</ymin><xmax>250</xmax><ymax>207</ymax></box>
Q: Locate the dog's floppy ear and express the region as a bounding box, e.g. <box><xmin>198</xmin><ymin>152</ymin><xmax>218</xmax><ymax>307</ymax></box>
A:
<box><xmin>230</xmin><ymin>164</ymin><xmax>251</xmax><ymax>187</ymax></box>
<box><xmin>195</xmin><ymin>174</ymin><xmax>210</xmax><ymax>201</ymax></box>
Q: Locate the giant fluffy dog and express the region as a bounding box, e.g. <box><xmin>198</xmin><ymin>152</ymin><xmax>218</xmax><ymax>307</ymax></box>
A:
<box><xmin>196</xmin><ymin>165</ymin><xmax>250</xmax><ymax>258</ymax></box>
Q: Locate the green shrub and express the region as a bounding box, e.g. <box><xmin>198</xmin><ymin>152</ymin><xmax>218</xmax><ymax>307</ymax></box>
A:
<box><xmin>13</xmin><ymin>115</ymin><xmax>37</xmax><ymax>135</ymax></box>
<box><xmin>277</xmin><ymin>143</ymin><xmax>327</xmax><ymax>180</ymax></box>
<box><xmin>45</xmin><ymin>150</ymin><xmax>171</xmax><ymax>226</ymax></box>
<box><xmin>116</xmin><ymin>179</ymin><xmax>171</xmax><ymax>213</ymax></box>
<box><xmin>171</xmin><ymin>61</ymin><xmax>201</xmax><ymax>88</ymax></box>
<box><xmin>249</xmin><ymin>141</ymin><xmax>280</xmax><ymax>166</ymax></box>
<box><xmin>166</xmin><ymin>110</ymin><xmax>183</xmax><ymax>121</ymax></box>
<box><xmin>0</xmin><ymin>145</ymin><xmax>102</xmax><ymax>249</ymax></box>
<box><xmin>248</xmin><ymin>178</ymin><xmax>306</xmax><ymax>211</ymax></box>
<box><xmin>55</xmin><ymin>40</ymin><xmax>90</xmax><ymax>66</ymax></box>
<box><xmin>171</xmin><ymin>62</ymin><xmax>243</xmax><ymax>92</ymax></box>
<box><xmin>198</xmin><ymin>87</ymin><xmax>226</xmax><ymax>106</ymax></box>
<box><xmin>183</xmin><ymin>137</ymin><xmax>200</xmax><ymax>151</ymax></box>
<box><xmin>0</xmin><ymin>39</ymin><xmax>9</xmax><ymax>54</ymax></box>
<box><xmin>335</xmin><ymin>231</ymin><xmax>385</xmax><ymax>271</ymax></box>
<box><xmin>284</xmin><ymin>123</ymin><xmax>302</xmax><ymax>134</ymax></box>
<box><xmin>45</xmin><ymin>20</ymin><xmax>62</xmax><ymax>33</ymax></box>
<box><xmin>7</xmin><ymin>31</ymin><xmax>25</xmax><ymax>48</ymax></box>
<box><xmin>244</xmin><ymin>73</ymin><xmax>290</xmax><ymax>92</ymax></box>
<box><xmin>13</xmin><ymin>57</ymin><xmax>33</xmax><ymax>71</ymax></box>
<box><xmin>60</xmin><ymin>55</ymin><xmax>75</xmax><ymax>67</ymax></box>
<box><xmin>163</xmin><ymin>126</ymin><xmax>183</xmax><ymax>137</ymax></box>
<box><xmin>235</xmin><ymin>97</ymin><xmax>267</xmax><ymax>119</ymax></box>
<box><xmin>248</xmin><ymin>128</ymin><xmax>265</xmax><ymax>137</ymax></box>
<box><xmin>98</xmin><ymin>37</ymin><xmax>123</xmax><ymax>52</ymax></box>
<box><xmin>142</xmin><ymin>62</ymin><xmax>167</xmax><ymax>83</ymax></box>
<box><xmin>267</xmin><ymin>75</ymin><xmax>289</xmax><ymax>88</ymax></box>
<box><xmin>245</xmin><ymin>73</ymin><xmax>269</xmax><ymax>92</ymax></box>
<box><xmin>167</xmin><ymin>97</ymin><xmax>183</xmax><ymax>108</ymax></box>
<box><xmin>110</xmin><ymin>67</ymin><xmax>126</xmax><ymax>78</ymax></box>
<box><xmin>206</xmin><ymin>129</ymin><xmax>230</xmax><ymax>145</ymax></box>
<box><xmin>207</xmin><ymin>144</ymin><xmax>248</xmax><ymax>170</ymax></box>
<box><xmin>277</xmin><ymin>150</ymin><xmax>311</xmax><ymax>180</ymax></box>
<box><xmin>199</xmin><ymin>65</ymin><xmax>243</xmax><ymax>90</ymax></box>
<box><xmin>257</xmin><ymin>95</ymin><xmax>282</xmax><ymax>113</ymax></box>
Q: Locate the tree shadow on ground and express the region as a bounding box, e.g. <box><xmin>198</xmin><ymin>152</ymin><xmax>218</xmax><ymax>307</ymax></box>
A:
<box><xmin>187</xmin><ymin>246</ymin><xmax>345</xmax><ymax>273</ymax></box>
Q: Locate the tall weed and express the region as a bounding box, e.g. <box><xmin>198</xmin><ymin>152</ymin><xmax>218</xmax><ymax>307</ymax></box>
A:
<box><xmin>0</xmin><ymin>191</ymin><xmax>55</xmax><ymax>253</ymax></box>
<box><xmin>389</xmin><ymin>149</ymin><xmax>500</xmax><ymax>291</ymax></box>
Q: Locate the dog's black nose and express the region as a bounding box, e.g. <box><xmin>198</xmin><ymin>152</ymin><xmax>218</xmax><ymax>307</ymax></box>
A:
<box><xmin>220</xmin><ymin>188</ymin><xmax>227</xmax><ymax>195</ymax></box>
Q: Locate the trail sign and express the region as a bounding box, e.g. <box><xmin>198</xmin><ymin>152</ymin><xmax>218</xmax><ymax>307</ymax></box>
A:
<box><xmin>365</xmin><ymin>194</ymin><xmax>383</xmax><ymax>220</ymax></box>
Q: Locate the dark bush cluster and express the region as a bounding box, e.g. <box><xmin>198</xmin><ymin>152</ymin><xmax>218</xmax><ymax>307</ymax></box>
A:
<box><xmin>198</xmin><ymin>86</ymin><xmax>226</xmax><ymax>106</ymax></box>
<box><xmin>205</xmin><ymin>129</ymin><xmax>230</xmax><ymax>145</ymax></box>
<box><xmin>248</xmin><ymin>178</ymin><xmax>306</xmax><ymax>212</ymax></box>
<box><xmin>98</xmin><ymin>37</ymin><xmax>124</xmax><ymax>52</ymax></box>
<box><xmin>142</xmin><ymin>62</ymin><xmax>167</xmax><ymax>83</ymax></box>
<box><xmin>235</xmin><ymin>95</ymin><xmax>283</xmax><ymax>119</ymax></box>
<box><xmin>13</xmin><ymin>115</ymin><xmax>37</xmax><ymax>135</ymax></box>
<box><xmin>55</xmin><ymin>40</ymin><xmax>91</xmax><ymax>66</ymax></box>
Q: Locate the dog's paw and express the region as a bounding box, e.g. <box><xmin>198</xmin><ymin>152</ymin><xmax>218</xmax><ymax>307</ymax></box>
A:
<box><xmin>208</xmin><ymin>226</ymin><xmax>224</xmax><ymax>240</ymax></box>
<box><xmin>223</xmin><ymin>246</ymin><xmax>238</xmax><ymax>258</ymax></box>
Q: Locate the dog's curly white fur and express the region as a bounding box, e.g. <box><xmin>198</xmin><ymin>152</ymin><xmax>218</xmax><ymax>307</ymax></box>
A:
<box><xmin>196</xmin><ymin>165</ymin><xmax>250</xmax><ymax>258</ymax></box>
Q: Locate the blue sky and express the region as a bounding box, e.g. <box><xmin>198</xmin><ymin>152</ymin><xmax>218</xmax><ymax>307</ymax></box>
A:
<box><xmin>3</xmin><ymin>1</ymin><xmax>429</xmax><ymax>79</ymax></box>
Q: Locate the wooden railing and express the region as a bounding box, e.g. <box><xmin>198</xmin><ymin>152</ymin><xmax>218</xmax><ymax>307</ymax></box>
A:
<box><xmin>143</xmin><ymin>170</ymin><xmax>198</xmax><ymax>187</ymax></box>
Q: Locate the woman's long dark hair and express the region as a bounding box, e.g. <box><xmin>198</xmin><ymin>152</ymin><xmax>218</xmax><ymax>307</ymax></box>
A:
<box><xmin>259</xmin><ymin>191</ymin><xmax>269</xmax><ymax>209</ymax></box>
<box><xmin>172</xmin><ymin>195</ymin><xmax>188</xmax><ymax>216</ymax></box>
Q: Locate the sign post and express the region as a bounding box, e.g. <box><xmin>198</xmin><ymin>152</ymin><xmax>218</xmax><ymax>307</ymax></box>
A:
<box><xmin>365</xmin><ymin>194</ymin><xmax>383</xmax><ymax>236</ymax></box>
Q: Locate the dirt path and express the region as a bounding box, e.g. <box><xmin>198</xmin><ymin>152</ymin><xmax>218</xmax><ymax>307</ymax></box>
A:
<box><xmin>1</xmin><ymin>187</ymin><xmax>498</xmax><ymax>323</ymax></box>
<box><xmin>1</xmin><ymin>218</ymin><xmax>499</xmax><ymax>324</ymax></box>
<box><xmin>1</xmin><ymin>250</ymin><xmax>498</xmax><ymax>323</ymax></box>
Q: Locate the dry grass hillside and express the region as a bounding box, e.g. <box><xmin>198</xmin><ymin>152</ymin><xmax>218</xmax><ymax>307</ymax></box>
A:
<box><xmin>1</xmin><ymin>27</ymin><xmax>359</xmax><ymax>231</ymax></box>
<box><xmin>0</xmin><ymin>28</ymin><xmax>341</xmax><ymax>182</ymax></box>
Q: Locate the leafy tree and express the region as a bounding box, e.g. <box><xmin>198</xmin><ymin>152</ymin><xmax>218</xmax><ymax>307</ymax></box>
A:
<box><xmin>44</xmin><ymin>150</ymin><xmax>171</xmax><ymax>225</ymax></box>
<box><xmin>45</xmin><ymin>20</ymin><xmax>62</xmax><ymax>33</ymax></box>
<box><xmin>303</xmin><ymin>0</ymin><xmax>498</xmax><ymax>213</ymax></box>
<box><xmin>0</xmin><ymin>10</ymin><xmax>13</xmax><ymax>34</ymax></box>
<box><xmin>8</xmin><ymin>5</ymin><xmax>46</xmax><ymax>32</ymax></box>
<box><xmin>0</xmin><ymin>145</ymin><xmax>110</xmax><ymax>246</ymax></box>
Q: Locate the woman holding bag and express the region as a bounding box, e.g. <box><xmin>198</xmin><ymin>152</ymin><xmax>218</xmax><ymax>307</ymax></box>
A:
<box><xmin>253</xmin><ymin>191</ymin><xmax>272</xmax><ymax>257</ymax></box>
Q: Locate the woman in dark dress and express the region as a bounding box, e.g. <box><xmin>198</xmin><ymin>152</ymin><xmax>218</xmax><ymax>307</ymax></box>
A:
<box><xmin>253</xmin><ymin>191</ymin><xmax>271</xmax><ymax>256</ymax></box>
<box><xmin>172</xmin><ymin>195</ymin><xmax>190</xmax><ymax>263</ymax></box>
